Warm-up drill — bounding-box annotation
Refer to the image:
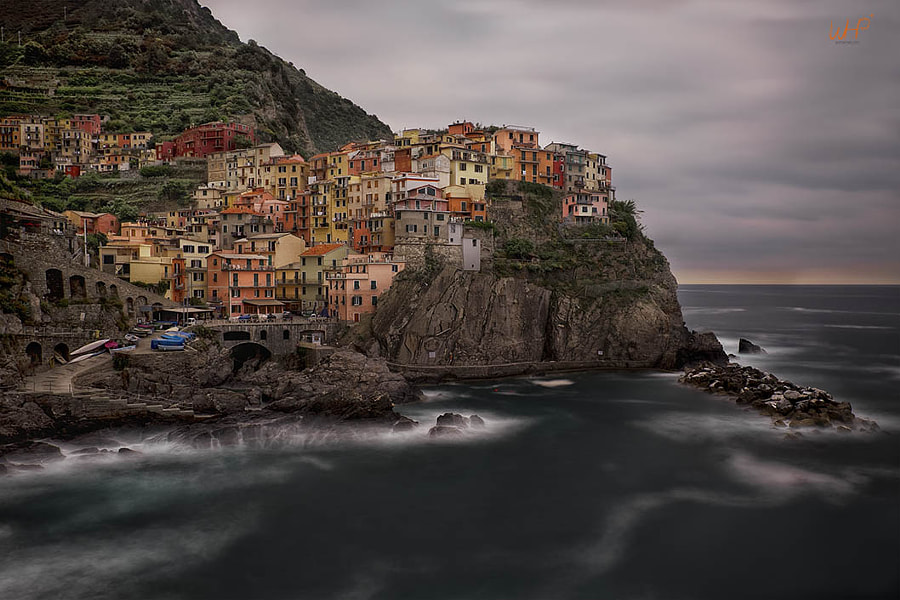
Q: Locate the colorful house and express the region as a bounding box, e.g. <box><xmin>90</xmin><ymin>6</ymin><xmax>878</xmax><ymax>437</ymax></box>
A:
<box><xmin>206</xmin><ymin>251</ymin><xmax>280</xmax><ymax>317</ymax></box>
<box><xmin>326</xmin><ymin>252</ymin><xmax>405</xmax><ymax>322</ymax></box>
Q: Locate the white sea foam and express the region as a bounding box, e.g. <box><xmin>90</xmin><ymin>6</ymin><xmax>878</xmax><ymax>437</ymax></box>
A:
<box><xmin>531</xmin><ymin>378</ymin><xmax>575</xmax><ymax>388</ymax></box>
<box><xmin>576</xmin><ymin>450</ymin><xmax>867</xmax><ymax>579</ymax></box>
<box><xmin>0</xmin><ymin>510</ymin><xmax>258</xmax><ymax>600</ymax></box>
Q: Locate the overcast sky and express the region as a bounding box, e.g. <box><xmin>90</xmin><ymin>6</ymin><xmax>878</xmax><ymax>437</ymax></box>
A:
<box><xmin>204</xmin><ymin>0</ymin><xmax>899</xmax><ymax>284</ymax></box>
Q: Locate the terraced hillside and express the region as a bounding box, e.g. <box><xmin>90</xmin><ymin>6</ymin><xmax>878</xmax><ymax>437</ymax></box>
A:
<box><xmin>0</xmin><ymin>0</ymin><xmax>393</xmax><ymax>154</ymax></box>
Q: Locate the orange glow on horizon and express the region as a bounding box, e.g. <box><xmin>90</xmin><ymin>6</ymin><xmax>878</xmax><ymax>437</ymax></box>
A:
<box><xmin>673</xmin><ymin>268</ymin><xmax>900</xmax><ymax>285</ymax></box>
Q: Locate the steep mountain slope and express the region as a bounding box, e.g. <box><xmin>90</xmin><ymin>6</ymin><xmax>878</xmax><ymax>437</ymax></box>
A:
<box><xmin>0</xmin><ymin>0</ymin><xmax>392</xmax><ymax>153</ymax></box>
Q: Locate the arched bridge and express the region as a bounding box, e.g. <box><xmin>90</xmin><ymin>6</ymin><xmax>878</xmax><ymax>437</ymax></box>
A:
<box><xmin>202</xmin><ymin>320</ymin><xmax>339</xmax><ymax>355</ymax></box>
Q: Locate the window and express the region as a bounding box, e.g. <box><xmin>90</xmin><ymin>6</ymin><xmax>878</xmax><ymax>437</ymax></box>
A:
<box><xmin>434</xmin><ymin>226</ymin><xmax>440</xmax><ymax>236</ymax></box>
<box><xmin>370</xmin><ymin>280</ymin><xmax>377</xmax><ymax>290</ymax></box>
<box><xmin>436</xmin><ymin>214</ymin><xmax>445</xmax><ymax>221</ymax></box>
<box><xmin>351</xmin><ymin>296</ymin><xmax>362</xmax><ymax>306</ymax></box>
<box><xmin>459</xmin><ymin>163</ymin><xmax>467</xmax><ymax>171</ymax></box>
<box><xmin>392</xmin><ymin>264</ymin><xmax>398</xmax><ymax>272</ymax></box>
<box><xmin>353</xmin><ymin>280</ymin><xmax>360</xmax><ymax>290</ymax></box>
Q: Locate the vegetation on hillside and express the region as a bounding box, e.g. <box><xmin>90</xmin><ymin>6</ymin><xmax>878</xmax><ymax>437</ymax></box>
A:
<box><xmin>485</xmin><ymin>181</ymin><xmax>667</xmax><ymax>303</ymax></box>
<box><xmin>0</xmin><ymin>0</ymin><xmax>393</xmax><ymax>154</ymax></box>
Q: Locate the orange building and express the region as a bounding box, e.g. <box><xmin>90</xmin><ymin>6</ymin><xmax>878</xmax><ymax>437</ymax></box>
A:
<box><xmin>206</xmin><ymin>251</ymin><xmax>281</xmax><ymax>317</ymax></box>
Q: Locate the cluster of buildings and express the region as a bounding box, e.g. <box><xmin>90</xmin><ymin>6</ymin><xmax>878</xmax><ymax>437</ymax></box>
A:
<box><xmin>0</xmin><ymin>113</ymin><xmax>158</xmax><ymax>176</ymax></box>
<box><xmin>8</xmin><ymin>117</ymin><xmax>616</xmax><ymax>322</ymax></box>
<box><xmin>0</xmin><ymin>116</ymin><xmax>256</xmax><ymax>178</ymax></box>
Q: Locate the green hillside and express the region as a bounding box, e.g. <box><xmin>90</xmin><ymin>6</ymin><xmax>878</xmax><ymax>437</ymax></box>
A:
<box><xmin>0</xmin><ymin>0</ymin><xmax>393</xmax><ymax>154</ymax></box>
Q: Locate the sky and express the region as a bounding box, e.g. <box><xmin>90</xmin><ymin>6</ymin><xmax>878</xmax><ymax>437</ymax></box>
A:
<box><xmin>203</xmin><ymin>0</ymin><xmax>900</xmax><ymax>284</ymax></box>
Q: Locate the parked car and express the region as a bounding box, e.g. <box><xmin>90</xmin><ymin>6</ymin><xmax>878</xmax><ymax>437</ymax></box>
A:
<box><xmin>266</xmin><ymin>313</ymin><xmax>277</xmax><ymax>321</ymax></box>
<box><xmin>237</xmin><ymin>314</ymin><xmax>252</xmax><ymax>321</ymax></box>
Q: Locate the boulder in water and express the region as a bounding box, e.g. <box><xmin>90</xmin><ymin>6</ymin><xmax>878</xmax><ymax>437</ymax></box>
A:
<box><xmin>435</xmin><ymin>413</ymin><xmax>469</xmax><ymax>428</ymax></box>
<box><xmin>429</xmin><ymin>426</ymin><xmax>464</xmax><ymax>438</ymax></box>
<box><xmin>738</xmin><ymin>338</ymin><xmax>767</xmax><ymax>354</ymax></box>
<box><xmin>468</xmin><ymin>414</ymin><xmax>486</xmax><ymax>428</ymax></box>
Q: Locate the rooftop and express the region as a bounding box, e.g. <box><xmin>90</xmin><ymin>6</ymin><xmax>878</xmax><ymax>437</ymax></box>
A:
<box><xmin>301</xmin><ymin>243</ymin><xmax>347</xmax><ymax>256</ymax></box>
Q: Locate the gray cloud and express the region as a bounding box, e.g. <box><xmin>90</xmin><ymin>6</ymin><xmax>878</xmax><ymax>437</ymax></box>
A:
<box><xmin>203</xmin><ymin>0</ymin><xmax>900</xmax><ymax>283</ymax></box>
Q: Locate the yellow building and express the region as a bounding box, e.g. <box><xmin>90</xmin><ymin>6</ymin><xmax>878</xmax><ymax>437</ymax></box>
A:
<box><xmin>440</xmin><ymin>145</ymin><xmax>489</xmax><ymax>187</ymax></box>
<box><xmin>490</xmin><ymin>153</ymin><xmax>516</xmax><ymax>180</ymax></box>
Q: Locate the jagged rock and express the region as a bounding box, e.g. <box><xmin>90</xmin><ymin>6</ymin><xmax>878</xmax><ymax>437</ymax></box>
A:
<box><xmin>72</xmin><ymin>447</ymin><xmax>100</xmax><ymax>455</ymax></box>
<box><xmin>428</xmin><ymin>425</ymin><xmax>464</xmax><ymax>438</ymax></box>
<box><xmin>681</xmin><ymin>362</ymin><xmax>871</xmax><ymax>431</ymax></box>
<box><xmin>468</xmin><ymin>414</ymin><xmax>486</xmax><ymax>428</ymax></box>
<box><xmin>118</xmin><ymin>447</ymin><xmax>140</xmax><ymax>455</ymax></box>
<box><xmin>738</xmin><ymin>338</ymin><xmax>767</xmax><ymax>354</ymax></box>
<box><xmin>1</xmin><ymin>440</ymin><xmax>63</xmax><ymax>463</ymax></box>
<box><xmin>392</xmin><ymin>417</ymin><xmax>419</xmax><ymax>433</ymax></box>
<box><xmin>435</xmin><ymin>413</ymin><xmax>469</xmax><ymax>428</ymax></box>
<box><xmin>0</xmin><ymin>400</ymin><xmax>55</xmax><ymax>444</ymax></box>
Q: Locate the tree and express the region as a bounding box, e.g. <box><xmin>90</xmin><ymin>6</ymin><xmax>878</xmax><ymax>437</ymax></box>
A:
<box><xmin>103</xmin><ymin>198</ymin><xmax>139</xmax><ymax>222</ymax></box>
<box><xmin>503</xmin><ymin>238</ymin><xmax>535</xmax><ymax>259</ymax></box>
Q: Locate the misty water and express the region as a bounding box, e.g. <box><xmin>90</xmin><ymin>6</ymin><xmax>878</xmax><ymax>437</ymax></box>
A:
<box><xmin>1</xmin><ymin>285</ymin><xmax>898</xmax><ymax>599</ymax></box>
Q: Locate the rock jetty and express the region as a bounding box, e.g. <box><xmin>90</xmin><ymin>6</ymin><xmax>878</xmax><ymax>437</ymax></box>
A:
<box><xmin>680</xmin><ymin>363</ymin><xmax>878</xmax><ymax>431</ymax></box>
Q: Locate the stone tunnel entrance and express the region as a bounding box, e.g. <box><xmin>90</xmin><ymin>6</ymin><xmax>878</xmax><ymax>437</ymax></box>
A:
<box><xmin>25</xmin><ymin>342</ymin><xmax>42</xmax><ymax>366</ymax></box>
<box><xmin>230</xmin><ymin>342</ymin><xmax>272</xmax><ymax>373</ymax></box>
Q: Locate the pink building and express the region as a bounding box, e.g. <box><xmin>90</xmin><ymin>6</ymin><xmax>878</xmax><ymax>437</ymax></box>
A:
<box><xmin>326</xmin><ymin>252</ymin><xmax>405</xmax><ymax>322</ymax></box>
<box><xmin>562</xmin><ymin>191</ymin><xmax>609</xmax><ymax>224</ymax></box>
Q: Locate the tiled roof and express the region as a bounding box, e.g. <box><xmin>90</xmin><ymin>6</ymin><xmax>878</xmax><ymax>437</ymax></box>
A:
<box><xmin>301</xmin><ymin>243</ymin><xmax>346</xmax><ymax>256</ymax></box>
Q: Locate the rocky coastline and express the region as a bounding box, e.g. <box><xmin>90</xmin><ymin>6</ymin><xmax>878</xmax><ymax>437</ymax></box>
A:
<box><xmin>680</xmin><ymin>362</ymin><xmax>878</xmax><ymax>432</ymax></box>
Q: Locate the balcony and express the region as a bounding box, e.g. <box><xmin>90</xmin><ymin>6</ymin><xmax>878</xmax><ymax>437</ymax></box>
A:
<box><xmin>221</xmin><ymin>263</ymin><xmax>275</xmax><ymax>272</ymax></box>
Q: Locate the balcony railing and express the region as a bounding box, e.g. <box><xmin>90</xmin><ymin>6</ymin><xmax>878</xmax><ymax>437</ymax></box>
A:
<box><xmin>221</xmin><ymin>264</ymin><xmax>275</xmax><ymax>271</ymax></box>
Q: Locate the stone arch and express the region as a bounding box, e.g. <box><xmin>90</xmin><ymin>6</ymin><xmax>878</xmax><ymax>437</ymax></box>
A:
<box><xmin>69</xmin><ymin>275</ymin><xmax>86</xmax><ymax>298</ymax></box>
<box><xmin>259</xmin><ymin>329</ymin><xmax>267</xmax><ymax>341</ymax></box>
<box><xmin>126</xmin><ymin>297</ymin><xmax>135</xmax><ymax>316</ymax></box>
<box><xmin>136</xmin><ymin>296</ymin><xmax>148</xmax><ymax>308</ymax></box>
<box><xmin>53</xmin><ymin>343</ymin><xmax>70</xmax><ymax>362</ymax></box>
<box><xmin>95</xmin><ymin>281</ymin><xmax>107</xmax><ymax>297</ymax></box>
<box><xmin>46</xmin><ymin>269</ymin><xmax>64</xmax><ymax>301</ymax></box>
<box><xmin>109</xmin><ymin>284</ymin><xmax>119</xmax><ymax>298</ymax></box>
<box><xmin>229</xmin><ymin>342</ymin><xmax>272</xmax><ymax>372</ymax></box>
<box><xmin>25</xmin><ymin>342</ymin><xmax>42</xmax><ymax>365</ymax></box>
<box><xmin>282</xmin><ymin>329</ymin><xmax>290</xmax><ymax>340</ymax></box>
<box><xmin>223</xmin><ymin>330</ymin><xmax>251</xmax><ymax>341</ymax></box>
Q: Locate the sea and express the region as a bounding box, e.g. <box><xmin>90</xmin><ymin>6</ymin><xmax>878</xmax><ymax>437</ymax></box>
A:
<box><xmin>1</xmin><ymin>285</ymin><xmax>898</xmax><ymax>600</ymax></box>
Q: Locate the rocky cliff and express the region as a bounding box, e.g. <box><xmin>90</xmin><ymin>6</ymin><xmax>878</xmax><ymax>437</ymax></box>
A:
<box><xmin>366</xmin><ymin>182</ymin><xmax>725</xmax><ymax>374</ymax></box>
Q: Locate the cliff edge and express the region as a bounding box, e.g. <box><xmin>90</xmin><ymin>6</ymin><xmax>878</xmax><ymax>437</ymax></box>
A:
<box><xmin>363</xmin><ymin>181</ymin><xmax>725</xmax><ymax>375</ymax></box>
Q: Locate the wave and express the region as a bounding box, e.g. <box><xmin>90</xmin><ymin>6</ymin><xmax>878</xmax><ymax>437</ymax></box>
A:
<box><xmin>530</xmin><ymin>379</ymin><xmax>575</xmax><ymax>388</ymax></box>
<box><xmin>823</xmin><ymin>324</ymin><xmax>895</xmax><ymax>330</ymax></box>
<box><xmin>783</xmin><ymin>306</ymin><xmax>900</xmax><ymax>316</ymax></box>
<box><xmin>681</xmin><ymin>307</ymin><xmax>747</xmax><ymax>314</ymax></box>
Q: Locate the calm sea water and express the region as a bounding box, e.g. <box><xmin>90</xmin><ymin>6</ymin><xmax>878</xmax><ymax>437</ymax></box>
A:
<box><xmin>1</xmin><ymin>285</ymin><xmax>898</xmax><ymax>600</ymax></box>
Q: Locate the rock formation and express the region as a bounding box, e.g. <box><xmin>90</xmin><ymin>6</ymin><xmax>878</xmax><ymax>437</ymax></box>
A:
<box><xmin>738</xmin><ymin>338</ymin><xmax>767</xmax><ymax>354</ymax></box>
<box><xmin>366</xmin><ymin>183</ymin><xmax>726</xmax><ymax>374</ymax></box>
<box><xmin>680</xmin><ymin>362</ymin><xmax>877</xmax><ymax>431</ymax></box>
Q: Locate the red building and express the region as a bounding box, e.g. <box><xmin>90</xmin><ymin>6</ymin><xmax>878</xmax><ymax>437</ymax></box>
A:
<box><xmin>171</xmin><ymin>122</ymin><xmax>256</xmax><ymax>159</ymax></box>
<box><xmin>71</xmin><ymin>114</ymin><xmax>102</xmax><ymax>136</ymax></box>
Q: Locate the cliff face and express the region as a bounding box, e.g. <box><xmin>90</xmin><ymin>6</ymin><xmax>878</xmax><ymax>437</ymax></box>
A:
<box><xmin>368</xmin><ymin>182</ymin><xmax>724</xmax><ymax>371</ymax></box>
